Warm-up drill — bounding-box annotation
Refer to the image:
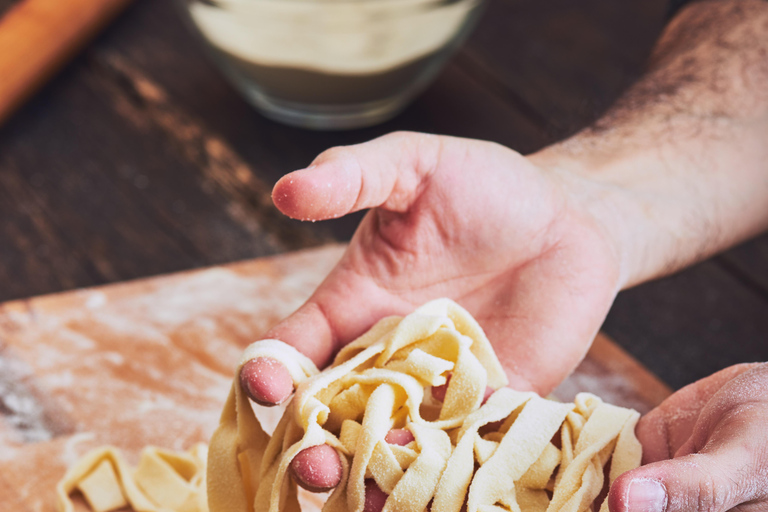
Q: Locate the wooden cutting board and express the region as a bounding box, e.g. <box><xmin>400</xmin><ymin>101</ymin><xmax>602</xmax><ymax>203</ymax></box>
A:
<box><xmin>0</xmin><ymin>244</ymin><xmax>671</xmax><ymax>512</ymax></box>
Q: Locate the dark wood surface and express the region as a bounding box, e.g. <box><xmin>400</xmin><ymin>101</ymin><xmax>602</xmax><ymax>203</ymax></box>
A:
<box><xmin>1</xmin><ymin>0</ymin><xmax>766</xmax><ymax>396</ymax></box>
<box><xmin>0</xmin><ymin>0</ymin><xmax>16</xmax><ymax>17</ymax></box>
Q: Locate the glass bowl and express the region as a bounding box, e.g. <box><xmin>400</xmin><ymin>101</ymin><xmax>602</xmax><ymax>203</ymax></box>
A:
<box><xmin>177</xmin><ymin>0</ymin><xmax>486</xmax><ymax>130</ymax></box>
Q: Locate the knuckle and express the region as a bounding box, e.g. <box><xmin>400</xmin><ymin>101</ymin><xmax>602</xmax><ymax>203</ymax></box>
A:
<box><xmin>385</xmin><ymin>130</ymin><xmax>417</xmax><ymax>140</ymax></box>
<box><xmin>315</xmin><ymin>145</ymin><xmax>352</xmax><ymax>163</ymax></box>
<box><xmin>690</xmin><ymin>459</ymin><xmax>733</xmax><ymax>512</ymax></box>
<box><xmin>385</xmin><ymin>130</ymin><xmax>438</xmax><ymax>147</ymax></box>
<box><xmin>412</xmin><ymin>133</ymin><xmax>443</xmax><ymax>170</ymax></box>
<box><xmin>636</xmin><ymin>411</ymin><xmax>671</xmax><ymax>451</ymax></box>
<box><xmin>696</xmin><ymin>474</ymin><xmax>722</xmax><ymax>512</ymax></box>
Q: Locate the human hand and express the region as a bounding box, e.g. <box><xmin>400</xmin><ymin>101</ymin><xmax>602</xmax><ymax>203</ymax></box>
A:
<box><xmin>239</xmin><ymin>131</ymin><xmax>632</xmax><ymax>493</ymax></box>
<box><xmin>243</xmin><ymin>0</ymin><xmax>768</xmax><ymax>497</ymax></box>
<box><xmin>609</xmin><ymin>363</ymin><xmax>768</xmax><ymax>512</ymax></box>
<box><xmin>248</xmin><ymin>131</ymin><xmax>625</xmax><ymax>398</ymax></box>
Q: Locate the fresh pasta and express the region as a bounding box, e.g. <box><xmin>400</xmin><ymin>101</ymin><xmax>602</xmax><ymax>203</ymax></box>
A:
<box><xmin>56</xmin><ymin>298</ymin><xmax>641</xmax><ymax>512</ymax></box>
<box><xmin>208</xmin><ymin>299</ymin><xmax>642</xmax><ymax>512</ymax></box>
<box><xmin>56</xmin><ymin>444</ymin><xmax>208</xmax><ymax>512</ymax></box>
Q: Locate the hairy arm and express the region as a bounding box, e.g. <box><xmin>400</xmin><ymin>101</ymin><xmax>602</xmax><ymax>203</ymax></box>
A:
<box><xmin>236</xmin><ymin>4</ymin><xmax>768</xmax><ymax>506</ymax></box>
<box><xmin>530</xmin><ymin>0</ymin><xmax>768</xmax><ymax>288</ymax></box>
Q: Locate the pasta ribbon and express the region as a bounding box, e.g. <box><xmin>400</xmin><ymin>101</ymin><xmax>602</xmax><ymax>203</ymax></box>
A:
<box><xmin>56</xmin><ymin>444</ymin><xmax>208</xmax><ymax>512</ymax></box>
<box><xmin>56</xmin><ymin>299</ymin><xmax>641</xmax><ymax>512</ymax></box>
<box><xmin>208</xmin><ymin>299</ymin><xmax>641</xmax><ymax>512</ymax></box>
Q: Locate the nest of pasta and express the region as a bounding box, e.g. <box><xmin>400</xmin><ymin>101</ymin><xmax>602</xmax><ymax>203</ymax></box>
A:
<box><xmin>208</xmin><ymin>299</ymin><xmax>641</xmax><ymax>512</ymax></box>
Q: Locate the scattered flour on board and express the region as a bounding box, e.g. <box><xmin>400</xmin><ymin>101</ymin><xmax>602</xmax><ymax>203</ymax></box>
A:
<box><xmin>554</xmin><ymin>367</ymin><xmax>651</xmax><ymax>414</ymax></box>
<box><xmin>101</xmin><ymin>351</ymin><xmax>125</xmax><ymax>366</ymax></box>
<box><xmin>0</xmin><ymin>352</ymin><xmax>53</xmax><ymax>443</ymax></box>
<box><xmin>85</xmin><ymin>292</ymin><xmax>107</xmax><ymax>310</ymax></box>
<box><xmin>136</xmin><ymin>393</ymin><xmax>180</xmax><ymax>414</ymax></box>
<box><xmin>60</xmin><ymin>431</ymin><xmax>97</xmax><ymax>467</ymax></box>
<box><xmin>1</xmin><ymin>249</ymin><xmax>343</xmax><ymax>502</ymax></box>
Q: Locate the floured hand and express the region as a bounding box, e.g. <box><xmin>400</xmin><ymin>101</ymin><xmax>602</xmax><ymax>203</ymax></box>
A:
<box><xmin>212</xmin><ymin>299</ymin><xmax>642</xmax><ymax>512</ymax></box>
<box><xmin>609</xmin><ymin>362</ymin><xmax>768</xmax><ymax>512</ymax></box>
<box><xmin>247</xmin><ymin>131</ymin><xmax>623</xmax><ymax>402</ymax></box>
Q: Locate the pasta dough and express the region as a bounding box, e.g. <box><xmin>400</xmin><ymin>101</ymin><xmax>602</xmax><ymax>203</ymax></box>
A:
<box><xmin>56</xmin><ymin>298</ymin><xmax>641</xmax><ymax>512</ymax></box>
<box><xmin>56</xmin><ymin>444</ymin><xmax>208</xmax><ymax>512</ymax></box>
<box><xmin>207</xmin><ymin>299</ymin><xmax>642</xmax><ymax>512</ymax></box>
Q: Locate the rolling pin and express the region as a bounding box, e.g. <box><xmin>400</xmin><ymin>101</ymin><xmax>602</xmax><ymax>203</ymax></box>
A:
<box><xmin>0</xmin><ymin>0</ymin><xmax>133</xmax><ymax>125</ymax></box>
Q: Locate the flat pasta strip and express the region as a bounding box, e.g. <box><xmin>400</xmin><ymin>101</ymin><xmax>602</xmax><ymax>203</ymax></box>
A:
<box><xmin>57</xmin><ymin>298</ymin><xmax>642</xmax><ymax>512</ymax></box>
<box><xmin>206</xmin><ymin>299</ymin><xmax>642</xmax><ymax>512</ymax></box>
<box><xmin>56</xmin><ymin>444</ymin><xmax>208</xmax><ymax>512</ymax></box>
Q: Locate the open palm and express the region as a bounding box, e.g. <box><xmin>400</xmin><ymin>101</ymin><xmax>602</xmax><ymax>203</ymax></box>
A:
<box><xmin>264</xmin><ymin>131</ymin><xmax>622</xmax><ymax>394</ymax></box>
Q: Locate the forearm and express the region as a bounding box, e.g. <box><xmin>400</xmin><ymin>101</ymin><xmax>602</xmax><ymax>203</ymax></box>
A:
<box><xmin>530</xmin><ymin>0</ymin><xmax>768</xmax><ymax>288</ymax></box>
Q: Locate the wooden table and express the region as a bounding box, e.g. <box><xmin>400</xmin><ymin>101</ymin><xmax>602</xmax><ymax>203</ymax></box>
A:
<box><xmin>0</xmin><ymin>0</ymin><xmax>767</xmax><ymax>399</ymax></box>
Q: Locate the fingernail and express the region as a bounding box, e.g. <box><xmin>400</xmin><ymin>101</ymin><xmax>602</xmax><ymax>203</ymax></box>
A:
<box><xmin>627</xmin><ymin>479</ymin><xmax>667</xmax><ymax>512</ymax></box>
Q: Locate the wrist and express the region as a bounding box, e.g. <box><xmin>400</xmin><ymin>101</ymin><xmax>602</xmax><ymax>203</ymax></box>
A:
<box><xmin>527</xmin><ymin>141</ymin><xmax>673</xmax><ymax>290</ymax></box>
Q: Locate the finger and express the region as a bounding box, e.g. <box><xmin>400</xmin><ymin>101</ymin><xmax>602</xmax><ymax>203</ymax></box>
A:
<box><xmin>364</xmin><ymin>479</ymin><xmax>388</xmax><ymax>512</ymax></box>
<box><xmin>272</xmin><ymin>131</ymin><xmax>441</xmax><ymax>221</ymax></box>
<box><xmin>289</xmin><ymin>427</ymin><xmax>417</xmax><ymax>496</ymax></box>
<box><xmin>384</xmin><ymin>428</ymin><xmax>415</xmax><ymax>446</ymax></box>
<box><xmin>636</xmin><ymin>363</ymin><xmax>759</xmax><ymax>462</ymax></box>
<box><xmin>431</xmin><ymin>378</ymin><xmax>449</xmax><ymax>402</ymax></box>
<box><xmin>608</xmin><ymin>448</ymin><xmax>755</xmax><ymax>512</ymax></box>
<box><xmin>239</xmin><ymin>357</ymin><xmax>294</xmax><ymax>406</ymax></box>
<box><xmin>612</xmin><ymin>364</ymin><xmax>768</xmax><ymax>512</ymax></box>
<box><xmin>244</xmin><ymin>253</ymin><xmax>415</xmax><ymax>405</ymax></box>
<box><xmin>289</xmin><ymin>444</ymin><xmax>343</xmax><ymax>493</ymax></box>
<box><xmin>673</xmin><ymin>363</ymin><xmax>768</xmax><ymax>458</ymax></box>
<box><xmin>237</xmin><ymin>301</ymin><xmax>335</xmax><ymax>407</ymax></box>
<box><xmin>264</xmin><ymin>273</ymin><xmax>411</xmax><ymax>362</ymax></box>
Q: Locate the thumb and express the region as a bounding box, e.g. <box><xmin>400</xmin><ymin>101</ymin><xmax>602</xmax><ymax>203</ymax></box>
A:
<box><xmin>611</xmin><ymin>364</ymin><xmax>768</xmax><ymax>512</ymax></box>
<box><xmin>608</xmin><ymin>449</ymin><xmax>752</xmax><ymax>512</ymax></box>
<box><xmin>272</xmin><ymin>131</ymin><xmax>442</xmax><ymax>221</ymax></box>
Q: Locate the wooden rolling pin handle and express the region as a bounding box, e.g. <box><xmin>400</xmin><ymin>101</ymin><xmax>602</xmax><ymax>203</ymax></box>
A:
<box><xmin>0</xmin><ymin>0</ymin><xmax>133</xmax><ymax>125</ymax></box>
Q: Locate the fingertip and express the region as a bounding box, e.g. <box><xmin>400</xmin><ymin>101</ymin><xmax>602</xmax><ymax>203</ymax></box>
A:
<box><xmin>385</xmin><ymin>428</ymin><xmax>415</xmax><ymax>446</ymax></box>
<box><xmin>272</xmin><ymin>171</ymin><xmax>309</xmax><ymax>219</ymax></box>
<box><xmin>272</xmin><ymin>165</ymin><xmax>356</xmax><ymax>221</ymax></box>
<box><xmin>364</xmin><ymin>479</ymin><xmax>388</xmax><ymax>512</ymax></box>
<box><xmin>431</xmin><ymin>374</ymin><xmax>451</xmax><ymax>402</ymax></box>
<box><xmin>289</xmin><ymin>444</ymin><xmax>343</xmax><ymax>493</ymax></box>
<box><xmin>264</xmin><ymin>302</ymin><xmax>336</xmax><ymax>368</ymax></box>
<box><xmin>240</xmin><ymin>357</ymin><xmax>294</xmax><ymax>406</ymax></box>
<box><xmin>608</xmin><ymin>471</ymin><xmax>667</xmax><ymax>512</ymax></box>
